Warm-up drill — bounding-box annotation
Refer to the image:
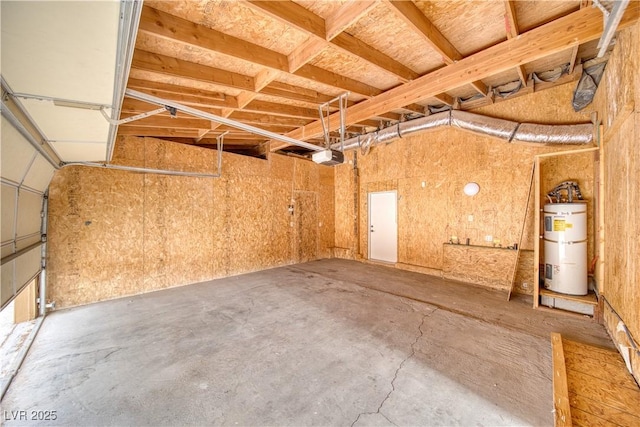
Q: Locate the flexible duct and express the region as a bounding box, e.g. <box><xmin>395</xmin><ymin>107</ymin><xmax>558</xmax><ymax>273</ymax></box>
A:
<box><xmin>332</xmin><ymin>110</ymin><xmax>593</xmax><ymax>152</ymax></box>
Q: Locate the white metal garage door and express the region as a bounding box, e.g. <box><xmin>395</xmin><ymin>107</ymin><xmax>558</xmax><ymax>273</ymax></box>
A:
<box><xmin>1</xmin><ymin>115</ymin><xmax>54</xmax><ymax>310</ymax></box>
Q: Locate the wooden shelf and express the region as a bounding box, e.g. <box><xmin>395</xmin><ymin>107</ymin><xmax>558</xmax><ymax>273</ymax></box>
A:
<box><xmin>540</xmin><ymin>288</ymin><xmax>598</xmax><ymax>306</ymax></box>
<box><xmin>443</xmin><ymin>243</ymin><xmax>531</xmax><ymax>252</ymax></box>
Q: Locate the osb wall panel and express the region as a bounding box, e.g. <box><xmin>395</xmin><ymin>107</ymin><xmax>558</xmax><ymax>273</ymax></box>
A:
<box><xmin>591</xmin><ymin>22</ymin><xmax>640</xmax><ymax>352</ymax></box>
<box><xmin>47</xmin><ymin>136</ymin><xmax>333</xmax><ymax>308</ymax></box>
<box><xmin>334</xmin><ymin>83</ymin><xmax>596</xmax><ymax>292</ymax></box>
<box><xmin>442</xmin><ymin>245</ymin><xmax>519</xmax><ymax>292</ymax></box>
<box><xmin>334</xmin><ymin>151</ymin><xmax>356</xmax><ymax>258</ymax></box>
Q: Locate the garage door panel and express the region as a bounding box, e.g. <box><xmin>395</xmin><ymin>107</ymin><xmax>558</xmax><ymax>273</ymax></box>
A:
<box><xmin>1</xmin><ymin>116</ymin><xmax>37</xmax><ymax>183</ymax></box>
<box><xmin>1</xmin><ymin>243</ymin><xmax>13</xmax><ymax>259</ymax></box>
<box><xmin>1</xmin><ymin>183</ymin><xmax>17</xmax><ymax>244</ymax></box>
<box><xmin>22</xmin><ymin>155</ymin><xmax>55</xmax><ymax>193</ymax></box>
<box><xmin>16</xmin><ymin>234</ymin><xmax>42</xmax><ymax>252</ymax></box>
<box><xmin>15</xmin><ymin>246</ymin><xmax>41</xmax><ymax>288</ymax></box>
<box><xmin>1</xmin><ymin>261</ymin><xmax>16</xmax><ymax>308</ymax></box>
<box><xmin>16</xmin><ymin>190</ymin><xmax>42</xmax><ymax>238</ymax></box>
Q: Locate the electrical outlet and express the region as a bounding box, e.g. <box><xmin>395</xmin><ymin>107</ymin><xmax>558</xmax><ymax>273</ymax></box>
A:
<box><xmin>468</xmin><ymin>215</ymin><xmax>473</xmax><ymax>222</ymax></box>
<box><xmin>522</xmin><ymin>282</ymin><xmax>528</xmax><ymax>289</ymax></box>
<box><xmin>485</xmin><ymin>235</ymin><xmax>493</xmax><ymax>242</ymax></box>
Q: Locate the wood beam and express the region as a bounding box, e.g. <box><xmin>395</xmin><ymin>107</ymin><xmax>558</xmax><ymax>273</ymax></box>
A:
<box><xmin>132</xmin><ymin>50</ymin><xmax>254</xmax><ymax>91</ymax></box>
<box><xmin>294</xmin><ymin>64</ymin><xmax>382</xmax><ymax>97</ymax></box>
<box><xmin>229</xmin><ymin>111</ymin><xmax>313</xmax><ymax>127</ymax></box>
<box><xmin>516</xmin><ymin>65</ymin><xmax>528</xmax><ymax>86</ymax></box>
<box><xmin>432</xmin><ymin>93</ymin><xmax>454</xmax><ymax>106</ymax></box>
<box><xmin>127</xmin><ymin>78</ymin><xmax>227</xmax><ymax>101</ymax></box>
<box><xmin>119</xmin><ymin>114</ymin><xmax>213</xmax><ymax>129</ymax></box>
<box><xmin>469</xmin><ymin>80</ymin><xmax>489</xmax><ymax>97</ymax></box>
<box><xmin>504</xmin><ymin>1</ymin><xmax>529</xmax><ymax>87</ymax></box>
<box><xmin>124</xmin><ymin>85</ymin><xmax>238</xmax><ymax>109</ymax></box>
<box><xmin>246</xmin><ymin>1</ymin><xmax>326</xmax><ymax>39</ymax></box>
<box><xmin>288</xmin><ymin>38</ymin><xmax>329</xmax><ymax>73</ymax></box>
<box><xmin>243</xmin><ymin>100</ymin><xmax>320</xmax><ymax>119</ymax></box>
<box><xmin>272</xmin><ymin>3</ymin><xmax>640</xmax><ymax>150</ymax></box>
<box><xmin>139</xmin><ymin>6</ymin><xmax>289</xmax><ymax>72</ymax></box>
<box><xmin>325</xmin><ymin>0</ymin><xmax>377</xmax><ymax>41</ymax></box>
<box><xmin>568</xmin><ymin>44</ymin><xmax>580</xmax><ymax>74</ymax></box>
<box><xmin>247</xmin><ymin>0</ymin><xmax>417</xmax><ymax>84</ymax></box>
<box><xmin>332</xmin><ymin>33</ymin><xmax>419</xmax><ymax>82</ymax></box>
<box><xmin>386</xmin><ymin>0</ymin><xmax>487</xmax><ymax>95</ymax></box>
<box><xmin>504</xmin><ymin>0</ymin><xmax>519</xmax><ymax>39</ymax></box>
<box><xmin>386</xmin><ymin>0</ymin><xmax>462</xmax><ymax>63</ymax></box>
<box><xmin>118</xmin><ymin>127</ymin><xmax>204</xmax><ymax>138</ymax></box>
<box><xmin>121</xmin><ymin>98</ymin><xmax>224</xmax><ymax>116</ymax></box>
<box><xmin>141</xmin><ymin>4</ymin><xmax>380</xmax><ymax>100</ymax></box>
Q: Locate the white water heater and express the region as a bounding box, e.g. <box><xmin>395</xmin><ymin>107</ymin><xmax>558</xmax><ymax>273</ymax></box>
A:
<box><xmin>543</xmin><ymin>203</ymin><xmax>588</xmax><ymax>295</ymax></box>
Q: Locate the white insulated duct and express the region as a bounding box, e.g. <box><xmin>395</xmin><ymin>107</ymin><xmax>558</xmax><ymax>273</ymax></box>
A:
<box><xmin>331</xmin><ymin>110</ymin><xmax>593</xmax><ymax>152</ymax></box>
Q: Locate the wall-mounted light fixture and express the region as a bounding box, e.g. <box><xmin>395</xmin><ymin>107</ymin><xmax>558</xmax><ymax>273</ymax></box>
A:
<box><xmin>463</xmin><ymin>182</ymin><xmax>480</xmax><ymax>197</ymax></box>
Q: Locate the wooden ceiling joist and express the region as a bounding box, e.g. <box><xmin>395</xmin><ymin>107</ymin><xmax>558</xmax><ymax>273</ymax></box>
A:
<box><xmin>139</xmin><ymin>4</ymin><xmax>385</xmax><ymax>98</ymax></box>
<box><xmin>139</xmin><ymin>5</ymin><xmax>289</xmax><ymax>72</ymax></box>
<box><xmin>121</xmin><ymin>98</ymin><xmax>224</xmax><ymax>116</ymax></box>
<box><xmin>245</xmin><ymin>0</ymin><xmax>418</xmax><ymax>84</ymax></box>
<box><xmin>132</xmin><ymin>50</ymin><xmax>255</xmax><ymax>91</ymax></box>
<box><xmin>503</xmin><ymin>1</ymin><xmax>529</xmax><ymax>86</ymax></box>
<box><xmin>386</xmin><ymin>0</ymin><xmax>489</xmax><ymax>97</ymax></box>
<box><xmin>272</xmin><ymin>2</ymin><xmax>640</xmax><ymax>151</ymax></box>
<box><xmin>325</xmin><ymin>1</ymin><xmax>377</xmax><ymax>41</ymax></box>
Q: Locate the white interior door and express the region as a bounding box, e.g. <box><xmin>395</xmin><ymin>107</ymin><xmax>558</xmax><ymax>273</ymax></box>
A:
<box><xmin>369</xmin><ymin>191</ymin><xmax>398</xmax><ymax>263</ymax></box>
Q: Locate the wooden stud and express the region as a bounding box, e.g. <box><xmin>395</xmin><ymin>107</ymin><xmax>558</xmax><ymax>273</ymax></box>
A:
<box><xmin>597</xmin><ymin>124</ymin><xmax>605</xmax><ymax>297</ymax></box>
<box><xmin>508</xmin><ymin>162</ymin><xmax>535</xmax><ymax>301</ymax></box>
<box><xmin>14</xmin><ymin>278</ymin><xmax>37</xmax><ymax>323</ymax></box>
<box><xmin>603</xmin><ymin>102</ymin><xmax>635</xmax><ymax>142</ymax></box>
<box><xmin>533</xmin><ymin>156</ymin><xmax>541</xmax><ymax>309</ymax></box>
<box><xmin>551</xmin><ymin>333</ymin><xmax>573</xmax><ymax>426</ymax></box>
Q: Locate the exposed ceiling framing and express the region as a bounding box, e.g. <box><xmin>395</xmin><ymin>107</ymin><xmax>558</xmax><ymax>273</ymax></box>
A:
<box><xmin>120</xmin><ymin>0</ymin><xmax>639</xmax><ymax>157</ymax></box>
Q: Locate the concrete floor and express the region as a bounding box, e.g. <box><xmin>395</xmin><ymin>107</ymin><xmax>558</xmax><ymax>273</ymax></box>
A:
<box><xmin>1</xmin><ymin>259</ymin><xmax>611</xmax><ymax>426</ymax></box>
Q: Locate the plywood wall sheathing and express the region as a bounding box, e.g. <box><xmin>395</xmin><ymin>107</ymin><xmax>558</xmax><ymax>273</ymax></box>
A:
<box><xmin>47</xmin><ymin>136</ymin><xmax>334</xmax><ymax>308</ymax></box>
<box><xmin>334</xmin><ymin>82</ymin><xmax>596</xmax><ymax>293</ymax></box>
<box><xmin>590</xmin><ymin>21</ymin><xmax>640</xmax><ymax>386</ymax></box>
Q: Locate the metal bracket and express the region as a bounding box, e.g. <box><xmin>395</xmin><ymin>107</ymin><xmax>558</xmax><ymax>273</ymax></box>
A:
<box><xmin>318</xmin><ymin>92</ymin><xmax>349</xmax><ymax>152</ymax></box>
<box><xmin>101</xmin><ymin>106</ymin><xmax>167</xmax><ymax>125</ymax></box>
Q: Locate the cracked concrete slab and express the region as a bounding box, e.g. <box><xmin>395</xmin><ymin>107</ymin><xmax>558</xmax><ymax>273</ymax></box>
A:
<box><xmin>1</xmin><ymin>259</ymin><xmax>610</xmax><ymax>425</ymax></box>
